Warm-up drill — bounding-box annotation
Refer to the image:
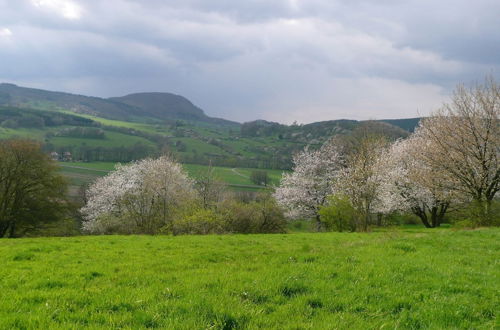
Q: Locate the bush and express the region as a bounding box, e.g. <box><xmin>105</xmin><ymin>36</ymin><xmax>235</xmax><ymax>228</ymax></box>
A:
<box><xmin>215</xmin><ymin>195</ymin><xmax>286</xmax><ymax>234</ymax></box>
<box><xmin>250</xmin><ymin>170</ymin><xmax>270</xmax><ymax>186</ymax></box>
<box><xmin>172</xmin><ymin>208</ymin><xmax>225</xmax><ymax>235</ymax></box>
<box><xmin>318</xmin><ymin>194</ymin><xmax>357</xmax><ymax>232</ymax></box>
<box><xmin>451</xmin><ymin>200</ymin><xmax>500</xmax><ymax>228</ymax></box>
<box><xmin>384</xmin><ymin>212</ymin><xmax>421</xmax><ymax>226</ymax></box>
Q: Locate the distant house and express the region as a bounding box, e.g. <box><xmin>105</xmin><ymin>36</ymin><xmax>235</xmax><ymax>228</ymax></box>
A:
<box><xmin>50</xmin><ymin>151</ymin><xmax>59</xmax><ymax>161</ymax></box>
<box><xmin>63</xmin><ymin>152</ymin><xmax>72</xmax><ymax>162</ymax></box>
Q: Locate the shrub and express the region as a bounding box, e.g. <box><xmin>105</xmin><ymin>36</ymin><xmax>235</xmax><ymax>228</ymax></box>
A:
<box><xmin>172</xmin><ymin>208</ymin><xmax>225</xmax><ymax>235</ymax></box>
<box><xmin>250</xmin><ymin>170</ymin><xmax>270</xmax><ymax>186</ymax></box>
<box><xmin>218</xmin><ymin>195</ymin><xmax>286</xmax><ymax>234</ymax></box>
<box><xmin>451</xmin><ymin>200</ymin><xmax>500</xmax><ymax>228</ymax></box>
<box><xmin>318</xmin><ymin>194</ymin><xmax>357</xmax><ymax>232</ymax></box>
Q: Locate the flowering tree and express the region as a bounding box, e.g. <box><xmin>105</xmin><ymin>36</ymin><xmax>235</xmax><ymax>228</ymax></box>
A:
<box><xmin>377</xmin><ymin>137</ymin><xmax>459</xmax><ymax>228</ymax></box>
<box><xmin>413</xmin><ymin>77</ymin><xmax>499</xmax><ymax>224</ymax></box>
<box><xmin>81</xmin><ymin>156</ymin><xmax>196</xmax><ymax>234</ymax></box>
<box><xmin>336</xmin><ymin>136</ymin><xmax>388</xmax><ymax>231</ymax></box>
<box><xmin>274</xmin><ymin>140</ymin><xmax>343</xmax><ymax>230</ymax></box>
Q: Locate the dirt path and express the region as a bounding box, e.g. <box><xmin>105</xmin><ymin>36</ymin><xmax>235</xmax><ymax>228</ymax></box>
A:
<box><xmin>59</xmin><ymin>165</ymin><xmax>111</xmax><ymax>173</ymax></box>
<box><xmin>231</xmin><ymin>168</ymin><xmax>249</xmax><ymax>179</ymax></box>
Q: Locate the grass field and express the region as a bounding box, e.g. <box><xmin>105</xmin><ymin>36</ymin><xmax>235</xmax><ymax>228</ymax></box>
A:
<box><xmin>0</xmin><ymin>228</ymin><xmax>498</xmax><ymax>329</ymax></box>
<box><xmin>59</xmin><ymin>162</ymin><xmax>285</xmax><ymax>191</ymax></box>
<box><xmin>50</xmin><ymin>130</ymin><xmax>156</xmax><ymax>148</ymax></box>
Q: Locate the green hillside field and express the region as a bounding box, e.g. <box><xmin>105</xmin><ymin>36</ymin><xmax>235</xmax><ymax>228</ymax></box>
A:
<box><xmin>0</xmin><ymin>227</ymin><xmax>498</xmax><ymax>329</ymax></box>
<box><xmin>59</xmin><ymin>162</ymin><xmax>286</xmax><ymax>191</ymax></box>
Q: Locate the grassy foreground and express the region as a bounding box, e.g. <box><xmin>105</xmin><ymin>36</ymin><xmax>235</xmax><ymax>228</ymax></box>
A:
<box><xmin>0</xmin><ymin>228</ymin><xmax>498</xmax><ymax>329</ymax></box>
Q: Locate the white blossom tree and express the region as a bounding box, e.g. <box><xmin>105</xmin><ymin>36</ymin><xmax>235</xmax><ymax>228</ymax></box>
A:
<box><xmin>274</xmin><ymin>140</ymin><xmax>343</xmax><ymax>230</ymax></box>
<box><xmin>335</xmin><ymin>136</ymin><xmax>388</xmax><ymax>231</ymax></box>
<box><xmin>81</xmin><ymin>156</ymin><xmax>196</xmax><ymax>234</ymax></box>
<box><xmin>377</xmin><ymin>137</ymin><xmax>460</xmax><ymax>228</ymax></box>
<box><xmin>413</xmin><ymin>77</ymin><xmax>499</xmax><ymax>224</ymax></box>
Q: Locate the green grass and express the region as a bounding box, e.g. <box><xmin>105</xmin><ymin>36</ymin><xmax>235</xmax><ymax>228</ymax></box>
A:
<box><xmin>60</xmin><ymin>112</ymin><xmax>169</xmax><ymax>135</ymax></box>
<box><xmin>0</xmin><ymin>127</ymin><xmax>49</xmax><ymax>140</ymax></box>
<box><xmin>50</xmin><ymin>130</ymin><xmax>155</xmax><ymax>148</ymax></box>
<box><xmin>183</xmin><ymin>164</ymin><xmax>284</xmax><ymax>186</ymax></box>
<box><xmin>58</xmin><ymin>162</ymin><xmax>285</xmax><ymax>190</ymax></box>
<box><xmin>0</xmin><ymin>228</ymin><xmax>498</xmax><ymax>329</ymax></box>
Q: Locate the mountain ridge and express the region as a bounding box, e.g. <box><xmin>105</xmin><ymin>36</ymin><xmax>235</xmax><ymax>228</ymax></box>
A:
<box><xmin>0</xmin><ymin>83</ymin><xmax>238</xmax><ymax>126</ymax></box>
<box><xmin>0</xmin><ymin>82</ymin><xmax>421</xmax><ymax>132</ymax></box>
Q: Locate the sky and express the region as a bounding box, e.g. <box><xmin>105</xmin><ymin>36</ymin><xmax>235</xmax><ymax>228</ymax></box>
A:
<box><xmin>0</xmin><ymin>0</ymin><xmax>498</xmax><ymax>123</ymax></box>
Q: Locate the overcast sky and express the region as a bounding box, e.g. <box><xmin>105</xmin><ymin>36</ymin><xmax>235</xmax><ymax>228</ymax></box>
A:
<box><xmin>0</xmin><ymin>0</ymin><xmax>498</xmax><ymax>123</ymax></box>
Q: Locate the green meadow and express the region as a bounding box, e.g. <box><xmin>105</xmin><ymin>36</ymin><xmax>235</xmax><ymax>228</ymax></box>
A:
<box><xmin>1</xmin><ymin>228</ymin><xmax>498</xmax><ymax>329</ymax></box>
<box><xmin>59</xmin><ymin>162</ymin><xmax>285</xmax><ymax>191</ymax></box>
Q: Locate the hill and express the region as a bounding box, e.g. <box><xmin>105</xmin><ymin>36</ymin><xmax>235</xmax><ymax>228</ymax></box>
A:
<box><xmin>0</xmin><ymin>83</ymin><xmax>140</xmax><ymax>119</ymax></box>
<box><xmin>380</xmin><ymin>118</ymin><xmax>421</xmax><ymax>132</ymax></box>
<box><xmin>0</xmin><ymin>228</ymin><xmax>497</xmax><ymax>328</ymax></box>
<box><xmin>0</xmin><ymin>83</ymin><xmax>237</xmax><ymax>125</ymax></box>
<box><xmin>110</xmin><ymin>92</ymin><xmax>237</xmax><ymax>126</ymax></box>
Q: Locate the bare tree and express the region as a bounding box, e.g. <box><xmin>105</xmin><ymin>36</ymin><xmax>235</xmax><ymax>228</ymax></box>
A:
<box><xmin>195</xmin><ymin>162</ymin><xmax>227</xmax><ymax>210</ymax></box>
<box><xmin>414</xmin><ymin>76</ymin><xmax>499</xmax><ymax>224</ymax></box>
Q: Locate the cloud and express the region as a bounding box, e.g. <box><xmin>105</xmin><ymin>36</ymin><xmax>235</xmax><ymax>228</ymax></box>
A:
<box><xmin>0</xmin><ymin>28</ymin><xmax>12</xmax><ymax>37</ymax></box>
<box><xmin>31</xmin><ymin>0</ymin><xmax>83</xmax><ymax>20</ymax></box>
<box><xmin>0</xmin><ymin>0</ymin><xmax>498</xmax><ymax>123</ymax></box>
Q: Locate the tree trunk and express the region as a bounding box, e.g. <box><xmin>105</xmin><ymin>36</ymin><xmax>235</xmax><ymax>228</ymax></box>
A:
<box><xmin>436</xmin><ymin>202</ymin><xmax>449</xmax><ymax>227</ymax></box>
<box><xmin>0</xmin><ymin>223</ymin><xmax>7</xmax><ymax>238</ymax></box>
<box><xmin>430</xmin><ymin>206</ymin><xmax>438</xmax><ymax>228</ymax></box>
<box><xmin>315</xmin><ymin>214</ymin><xmax>322</xmax><ymax>232</ymax></box>
<box><xmin>7</xmin><ymin>221</ymin><xmax>16</xmax><ymax>238</ymax></box>
<box><xmin>412</xmin><ymin>207</ymin><xmax>432</xmax><ymax>228</ymax></box>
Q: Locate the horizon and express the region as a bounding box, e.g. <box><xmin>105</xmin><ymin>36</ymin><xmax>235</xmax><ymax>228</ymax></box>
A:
<box><xmin>0</xmin><ymin>81</ymin><xmax>423</xmax><ymax>124</ymax></box>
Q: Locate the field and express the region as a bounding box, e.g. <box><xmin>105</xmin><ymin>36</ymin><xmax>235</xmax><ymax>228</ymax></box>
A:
<box><xmin>59</xmin><ymin>162</ymin><xmax>285</xmax><ymax>191</ymax></box>
<box><xmin>1</xmin><ymin>228</ymin><xmax>498</xmax><ymax>329</ymax></box>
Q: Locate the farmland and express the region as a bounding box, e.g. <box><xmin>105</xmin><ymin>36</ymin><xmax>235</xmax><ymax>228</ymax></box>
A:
<box><xmin>59</xmin><ymin>161</ymin><xmax>286</xmax><ymax>191</ymax></box>
<box><xmin>0</xmin><ymin>227</ymin><xmax>498</xmax><ymax>329</ymax></box>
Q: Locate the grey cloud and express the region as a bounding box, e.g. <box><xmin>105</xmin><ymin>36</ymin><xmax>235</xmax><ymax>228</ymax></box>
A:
<box><xmin>0</xmin><ymin>0</ymin><xmax>498</xmax><ymax>123</ymax></box>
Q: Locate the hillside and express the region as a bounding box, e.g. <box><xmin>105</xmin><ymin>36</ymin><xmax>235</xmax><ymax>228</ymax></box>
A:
<box><xmin>0</xmin><ymin>83</ymin><xmax>236</xmax><ymax>125</ymax></box>
<box><xmin>0</xmin><ymin>83</ymin><xmax>418</xmax><ymax>173</ymax></box>
<box><xmin>0</xmin><ymin>83</ymin><xmax>141</xmax><ymax>119</ymax></box>
<box><xmin>110</xmin><ymin>92</ymin><xmax>237</xmax><ymax>126</ymax></box>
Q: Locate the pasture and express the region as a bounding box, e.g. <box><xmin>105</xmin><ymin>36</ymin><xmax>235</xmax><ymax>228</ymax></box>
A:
<box><xmin>58</xmin><ymin>162</ymin><xmax>284</xmax><ymax>192</ymax></box>
<box><xmin>0</xmin><ymin>228</ymin><xmax>498</xmax><ymax>328</ymax></box>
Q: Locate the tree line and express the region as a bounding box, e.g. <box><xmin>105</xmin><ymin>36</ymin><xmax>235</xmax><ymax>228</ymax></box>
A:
<box><xmin>275</xmin><ymin>77</ymin><xmax>499</xmax><ymax>230</ymax></box>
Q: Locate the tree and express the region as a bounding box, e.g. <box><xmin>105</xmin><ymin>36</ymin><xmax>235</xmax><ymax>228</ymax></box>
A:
<box><xmin>250</xmin><ymin>170</ymin><xmax>270</xmax><ymax>186</ymax></box>
<box><xmin>413</xmin><ymin>77</ymin><xmax>499</xmax><ymax>225</ymax></box>
<box><xmin>377</xmin><ymin>137</ymin><xmax>459</xmax><ymax>228</ymax></box>
<box><xmin>274</xmin><ymin>140</ymin><xmax>343</xmax><ymax>231</ymax></box>
<box><xmin>195</xmin><ymin>162</ymin><xmax>227</xmax><ymax>209</ymax></box>
<box><xmin>335</xmin><ymin>135</ymin><xmax>388</xmax><ymax>231</ymax></box>
<box><xmin>81</xmin><ymin>156</ymin><xmax>197</xmax><ymax>234</ymax></box>
<box><xmin>0</xmin><ymin>140</ymin><xmax>70</xmax><ymax>238</ymax></box>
